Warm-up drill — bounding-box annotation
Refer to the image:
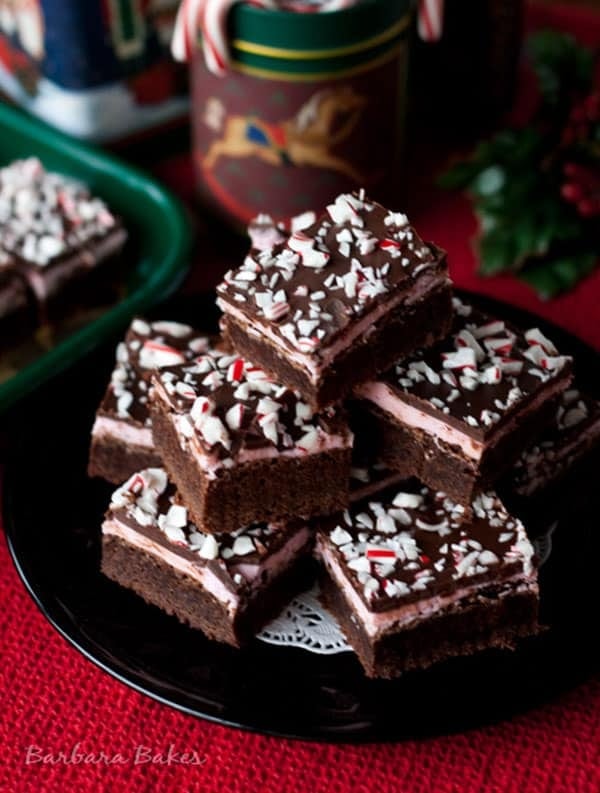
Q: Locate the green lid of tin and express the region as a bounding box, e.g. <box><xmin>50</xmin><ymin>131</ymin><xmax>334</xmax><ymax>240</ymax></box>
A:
<box><xmin>224</xmin><ymin>0</ymin><xmax>414</xmax><ymax>78</ymax></box>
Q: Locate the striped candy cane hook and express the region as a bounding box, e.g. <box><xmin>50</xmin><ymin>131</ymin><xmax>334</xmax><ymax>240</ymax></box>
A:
<box><xmin>172</xmin><ymin>0</ymin><xmax>206</xmax><ymax>61</ymax></box>
<box><xmin>418</xmin><ymin>0</ymin><xmax>444</xmax><ymax>42</ymax></box>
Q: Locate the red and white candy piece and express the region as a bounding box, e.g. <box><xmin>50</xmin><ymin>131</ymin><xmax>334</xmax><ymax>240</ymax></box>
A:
<box><xmin>191</xmin><ymin>395</ymin><xmax>213</xmax><ymax>424</ymax></box>
<box><xmin>472</xmin><ymin>320</ymin><xmax>505</xmax><ymax>339</ymax></box>
<box><xmin>442</xmin><ymin>347</ymin><xmax>477</xmax><ymax>371</ymax></box>
<box><xmin>290</xmin><ymin>211</ymin><xmax>316</xmax><ymax>233</ymax></box>
<box><xmin>497</xmin><ymin>358</ymin><xmax>523</xmax><ymax>375</ymax></box>
<box><xmin>384</xmin><ymin>211</ymin><xmax>408</xmax><ymax>228</ymax></box>
<box><xmin>199</xmin><ymin>415</ymin><xmax>231</xmax><ymax>449</ymax></box>
<box><xmin>198</xmin><ymin>534</ymin><xmax>219</xmax><ymax>560</ymax></box>
<box><xmin>139</xmin><ymin>341</ymin><xmax>186</xmax><ymax>369</ymax></box>
<box><xmin>297</xmin><ymin>427</ymin><xmax>319</xmax><ymax>452</ymax></box>
<box><xmin>128</xmin><ymin>473</ymin><xmax>146</xmax><ymax>495</ymax></box>
<box><xmin>525</xmin><ymin>328</ymin><xmax>558</xmax><ymax>356</ymax></box>
<box><xmin>455</xmin><ymin>329</ymin><xmax>485</xmax><ymax>363</ymax></box>
<box><xmin>175</xmin><ymin>381</ymin><xmax>197</xmax><ymax>400</ymax></box>
<box><xmin>326</xmin><ymin>193</ymin><xmax>365</xmax><ymax>227</ymax></box>
<box><xmin>264</xmin><ymin>298</ymin><xmax>290</xmax><ymax>321</ymax></box>
<box><xmin>366</xmin><ymin>547</ymin><xmax>397</xmax><ymax>560</ymax></box>
<box><xmin>288</xmin><ymin>231</ymin><xmax>314</xmax><ymax>254</ymax></box>
<box><xmin>151</xmin><ymin>321</ymin><xmax>194</xmax><ymax>338</ymax></box>
<box><xmin>479</xmin><ymin>365</ymin><xmax>502</xmax><ymax>385</ymax></box>
<box><xmin>225</xmin><ymin>403</ymin><xmax>245</xmax><ymax>431</ymax></box>
<box><xmin>379</xmin><ymin>238</ymin><xmax>402</xmax><ymax>252</ymax></box>
<box><xmin>347</xmin><ymin>556</ymin><xmax>371</xmax><ymax>573</ymax></box>
<box><xmin>302</xmin><ymin>247</ymin><xmax>330</xmax><ymax>269</ymax></box>
<box><xmin>524</xmin><ymin>344</ymin><xmax>565</xmax><ymax>371</ymax></box>
<box><xmin>392</xmin><ymin>492</ymin><xmax>423</xmax><ymax>509</ymax></box>
<box><xmin>295</xmin><ymin>336</ymin><xmax>319</xmax><ymax>354</ymax></box>
<box><xmin>483</xmin><ymin>337</ymin><xmax>514</xmax><ymax>356</ymax></box>
<box><xmin>227</xmin><ymin>358</ymin><xmax>245</xmax><ymax>383</ymax></box>
<box><xmin>330</xmin><ymin>526</ymin><xmax>352</xmax><ymax>546</ymax></box>
<box><xmin>131</xmin><ymin>318</ymin><xmax>151</xmax><ymax>336</ymax></box>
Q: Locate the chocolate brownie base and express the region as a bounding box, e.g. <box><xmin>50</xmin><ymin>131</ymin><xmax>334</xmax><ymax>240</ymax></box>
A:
<box><xmin>319</xmin><ymin>572</ymin><xmax>539</xmax><ymax>679</ymax></box>
<box><xmin>358</xmin><ymin>392</ymin><xmax>563</xmax><ymax>506</ymax></box>
<box><xmin>38</xmin><ymin>232</ymin><xmax>127</xmax><ymax>324</ymax></box>
<box><xmin>0</xmin><ymin>297</ymin><xmax>36</xmax><ymax>350</ymax></box>
<box><xmin>221</xmin><ymin>283</ymin><xmax>453</xmax><ymax>411</ymax></box>
<box><xmin>88</xmin><ymin>434</ymin><xmax>162</xmax><ymax>485</ymax></box>
<box><xmin>151</xmin><ymin>402</ymin><xmax>351</xmax><ymax>534</ymax></box>
<box><xmin>102</xmin><ymin>533</ymin><xmax>315</xmax><ymax>647</ymax></box>
<box><xmin>501</xmin><ymin>443</ymin><xmax>600</xmax><ymax>529</ymax></box>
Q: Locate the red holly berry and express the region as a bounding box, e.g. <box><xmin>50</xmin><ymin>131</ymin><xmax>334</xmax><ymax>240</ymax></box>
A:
<box><xmin>560</xmin><ymin>160</ymin><xmax>600</xmax><ymax>218</ymax></box>
<box><xmin>561</xmin><ymin>90</ymin><xmax>600</xmax><ymax>148</ymax></box>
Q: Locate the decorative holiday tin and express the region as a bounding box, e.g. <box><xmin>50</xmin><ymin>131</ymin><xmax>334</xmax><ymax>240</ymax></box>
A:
<box><xmin>0</xmin><ymin>0</ymin><xmax>189</xmax><ymax>141</ymax></box>
<box><xmin>176</xmin><ymin>0</ymin><xmax>414</xmax><ymax>227</ymax></box>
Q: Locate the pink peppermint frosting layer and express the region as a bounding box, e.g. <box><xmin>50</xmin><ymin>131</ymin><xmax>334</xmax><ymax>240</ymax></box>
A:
<box><xmin>218</xmin><ymin>271</ymin><xmax>449</xmax><ymax>383</ymax></box>
<box><xmin>103</xmin><ymin>517</ymin><xmax>312</xmax><ymax>617</ymax></box>
<box><xmin>317</xmin><ymin>538</ymin><xmax>538</xmax><ymax>640</ymax></box>
<box><xmin>173</xmin><ymin>411</ymin><xmax>351</xmax><ymax>479</ymax></box>
<box><xmin>91</xmin><ymin>416</ymin><xmax>154</xmax><ymax>450</ymax></box>
<box><xmin>356</xmin><ymin>374</ymin><xmax>571</xmax><ymax>461</ymax></box>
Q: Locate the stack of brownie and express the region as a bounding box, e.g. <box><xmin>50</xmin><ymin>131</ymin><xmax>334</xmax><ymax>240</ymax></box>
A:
<box><xmin>0</xmin><ymin>157</ymin><xmax>127</xmax><ymax>337</ymax></box>
<box><xmin>90</xmin><ymin>191</ymin><xmax>595</xmax><ymax>679</ymax></box>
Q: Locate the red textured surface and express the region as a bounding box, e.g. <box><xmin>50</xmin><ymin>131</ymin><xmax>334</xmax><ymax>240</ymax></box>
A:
<box><xmin>1</xmin><ymin>3</ymin><xmax>600</xmax><ymax>791</ymax></box>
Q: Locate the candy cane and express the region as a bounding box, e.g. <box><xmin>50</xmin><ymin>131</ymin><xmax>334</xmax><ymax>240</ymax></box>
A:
<box><xmin>173</xmin><ymin>0</ymin><xmax>361</xmax><ymax>75</ymax></box>
<box><xmin>202</xmin><ymin>0</ymin><xmax>233</xmax><ymax>77</ymax></box>
<box><xmin>417</xmin><ymin>0</ymin><xmax>444</xmax><ymax>42</ymax></box>
<box><xmin>172</xmin><ymin>0</ymin><xmax>206</xmax><ymax>61</ymax></box>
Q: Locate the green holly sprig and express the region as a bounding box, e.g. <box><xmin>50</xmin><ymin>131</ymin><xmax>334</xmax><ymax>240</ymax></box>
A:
<box><xmin>441</xmin><ymin>31</ymin><xmax>599</xmax><ymax>299</ymax></box>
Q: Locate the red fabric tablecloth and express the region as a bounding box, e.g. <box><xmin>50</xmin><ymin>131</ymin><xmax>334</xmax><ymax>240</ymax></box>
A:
<box><xmin>1</xmin><ymin>3</ymin><xmax>599</xmax><ymax>791</ymax></box>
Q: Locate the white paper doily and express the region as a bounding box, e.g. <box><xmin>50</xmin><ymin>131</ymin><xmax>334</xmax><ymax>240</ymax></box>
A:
<box><xmin>257</xmin><ymin>523</ymin><xmax>556</xmax><ymax>655</ymax></box>
<box><xmin>257</xmin><ymin>583</ymin><xmax>351</xmax><ymax>654</ymax></box>
<box><xmin>532</xmin><ymin>521</ymin><xmax>556</xmax><ymax>567</ymax></box>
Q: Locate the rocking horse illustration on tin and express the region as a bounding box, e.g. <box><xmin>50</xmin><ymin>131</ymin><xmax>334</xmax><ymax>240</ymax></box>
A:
<box><xmin>202</xmin><ymin>85</ymin><xmax>368</xmax><ymax>183</ymax></box>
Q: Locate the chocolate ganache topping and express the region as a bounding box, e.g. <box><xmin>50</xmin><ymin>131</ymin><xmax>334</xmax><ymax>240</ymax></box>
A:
<box><xmin>152</xmin><ymin>348</ymin><xmax>350</xmax><ymax>462</ymax></box>
<box><xmin>108</xmin><ymin>469</ymin><xmax>301</xmax><ymax>591</ymax></box>
<box><xmin>319</xmin><ymin>483</ymin><xmax>535</xmax><ymax>612</ymax></box>
<box><xmin>0</xmin><ymin>158</ymin><xmax>122</xmax><ymax>268</ymax></box>
<box><xmin>365</xmin><ymin>297</ymin><xmax>573</xmax><ymax>436</ymax></box>
<box><xmin>216</xmin><ymin>192</ymin><xmax>448</xmax><ymax>358</ymax></box>
<box><xmin>102</xmin><ymin>318</ymin><xmax>211</xmax><ymax>427</ymax></box>
<box><xmin>511</xmin><ymin>389</ymin><xmax>600</xmax><ymax>491</ymax></box>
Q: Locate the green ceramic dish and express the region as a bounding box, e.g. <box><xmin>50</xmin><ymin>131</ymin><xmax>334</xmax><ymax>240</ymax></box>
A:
<box><xmin>0</xmin><ymin>102</ymin><xmax>191</xmax><ymax>414</ymax></box>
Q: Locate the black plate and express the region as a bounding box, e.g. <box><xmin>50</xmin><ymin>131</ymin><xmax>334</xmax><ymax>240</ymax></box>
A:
<box><xmin>3</xmin><ymin>291</ymin><xmax>599</xmax><ymax>742</ymax></box>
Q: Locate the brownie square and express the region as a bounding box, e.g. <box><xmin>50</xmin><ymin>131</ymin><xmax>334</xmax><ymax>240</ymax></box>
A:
<box><xmin>101</xmin><ymin>468</ymin><xmax>314</xmax><ymax>647</ymax></box>
<box><xmin>315</xmin><ymin>483</ymin><xmax>539</xmax><ymax>678</ymax></box>
<box><xmin>354</xmin><ymin>297</ymin><xmax>573</xmax><ymax>506</ymax></box>
<box><xmin>0</xmin><ymin>255</ymin><xmax>26</xmax><ymax>317</ymax></box>
<box><xmin>500</xmin><ymin>388</ymin><xmax>600</xmax><ymax>514</ymax></box>
<box><xmin>149</xmin><ymin>347</ymin><xmax>353</xmax><ymax>534</ymax></box>
<box><xmin>217</xmin><ymin>192</ymin><xmax>453</xmax><ymax>409</ymax></box>
<box><xmin>350</xmin><ymin>456</ymin><xmax>405</xmax><ymax>504</ymax></box>
<box><xmin>88</xmin><ymin>318</ymin><xmax>211</xmax><ymax>484</ymax></box>
<box><xmin>0</xmin><ymin>157</ymin><xmax>127</xmax><ymax>312</ymax></box>
<box><xmin>0</xmin><ymin>254</ymin><xmax>33</xmax><ymax>339</ymax></box>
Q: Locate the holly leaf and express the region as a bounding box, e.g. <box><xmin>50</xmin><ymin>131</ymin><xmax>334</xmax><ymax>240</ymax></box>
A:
<box><xmin>437</xmin><ymin>160</ymin><xmax>480</xmax><ymax>190</ymax></box>
<box><xmin>477</xmin><ymin>211</ymin><xmax>552</xmax><ymax>276</ymax></box>
<box><xmin>438</xmin><ymin>35</ymin><xmax>599</xmax><ymax>299</ymax></box>
<box><xmin>519</xmin><ymin>251</ymin><xmax>598</xmax><ymax>298</ymax></box>
<box><xmin>528</xmin><ymin>31</ymin><xmax>594</xmax><ymax>113</ymax></box>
